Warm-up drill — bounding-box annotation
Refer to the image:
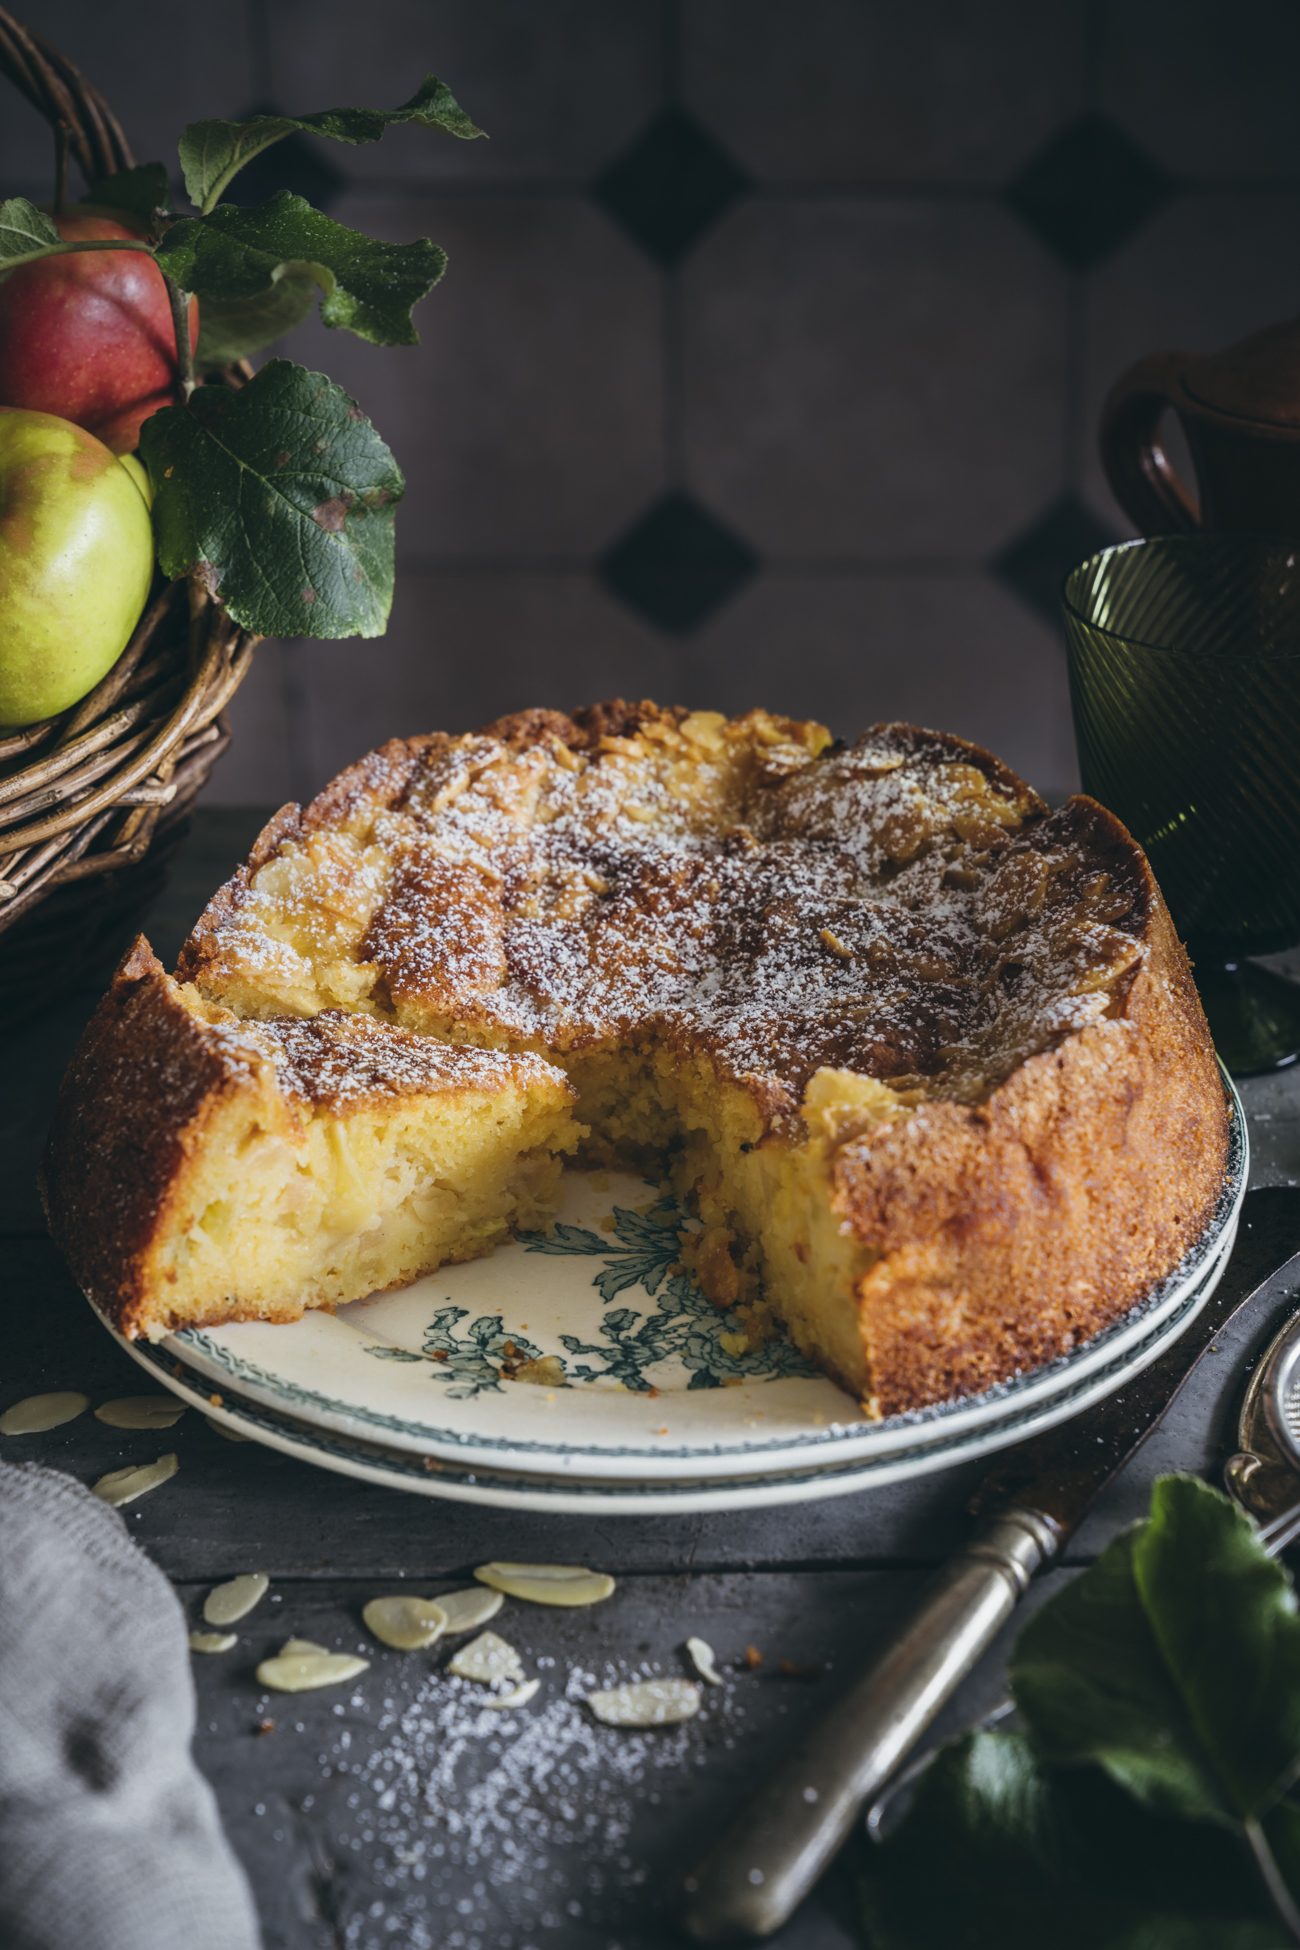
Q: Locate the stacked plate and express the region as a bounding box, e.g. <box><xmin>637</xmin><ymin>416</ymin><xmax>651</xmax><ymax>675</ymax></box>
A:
<box><xmin>103</xmin><ymin>1080</ymin><xmax>1248</xmax><ymax>1515</ymax></box>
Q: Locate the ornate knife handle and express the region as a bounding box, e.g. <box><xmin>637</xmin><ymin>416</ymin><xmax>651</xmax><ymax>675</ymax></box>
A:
<box><xmin>682</xmin><ymin>1508</ymin><xmax>1060</xmax><ymax>1943</ymax></box>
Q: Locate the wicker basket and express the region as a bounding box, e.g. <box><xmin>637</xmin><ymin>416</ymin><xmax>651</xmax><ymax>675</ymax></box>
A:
<box><xmin>0</xmin><ymin>9</ymin><xmax>257</xmax><ymax>1012</ymax></box>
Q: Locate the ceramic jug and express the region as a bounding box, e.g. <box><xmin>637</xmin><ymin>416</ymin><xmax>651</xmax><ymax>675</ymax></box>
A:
<box><xmin>1100</xmin><ymin>316</ymin><xmax>1300</xmax><ymax>537</ymax></box>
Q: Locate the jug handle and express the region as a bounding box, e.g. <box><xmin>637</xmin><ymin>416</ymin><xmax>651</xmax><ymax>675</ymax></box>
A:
<box><xmin>1100</xmin><ymin>352</ymin><xmax>1200</xmax><ymax>534</ymax></box>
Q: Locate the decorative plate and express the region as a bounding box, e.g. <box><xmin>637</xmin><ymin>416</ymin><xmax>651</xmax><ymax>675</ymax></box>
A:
<box><xmin>120</xmin><ymin>1216</ymin><xmax>1239</xmax><ymax>1513</ymax></box>
<box><xmin>129</xmin><ymin>1075</ymin><xmax>1249</xmax><ymax>1486</ymax></box>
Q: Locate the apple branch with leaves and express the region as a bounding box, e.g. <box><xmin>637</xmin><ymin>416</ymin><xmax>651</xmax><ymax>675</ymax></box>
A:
<box><xmin>0</xmin><ymin>77</ymin><xmax>484</xmax><ymax>640</ymax></box>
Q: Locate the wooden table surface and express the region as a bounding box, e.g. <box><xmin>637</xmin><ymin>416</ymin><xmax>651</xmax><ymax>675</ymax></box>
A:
<box><xmin>5</xmin><ymin>809</ymin><xmax>1300</xmax><ymax>1950</ymax></box>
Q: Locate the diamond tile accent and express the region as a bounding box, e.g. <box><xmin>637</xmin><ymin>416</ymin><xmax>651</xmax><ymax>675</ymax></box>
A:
<box><xmin>687</xmin><ymin>572</ymin><xmax>1076</xmax><ymax>797</ymax></box>
<box><xmin>1004</xmin><ymin>114</ymin><xmax>1172</xmax><ymax>271</ymax></box>
<box><xmin>264</xmin><ymin>0</ymin><xmax>666</xmax><ymax>187</ymax></box>
<box><xmin>991</xmin><ymin>494</ymin><xmax>1120</xmax><ymax>626</ymax></box>
<box><xmin>301</xmin><ymin>573</ymin><xmax>684</xmax><ymax>786</ymax></box>
<box><xmin>599</xmin><ymin>493</ymin><xmax>759</xmax><ymax>633</ymax></box>
<box><xmin>682</xmin><ymin>0</ymin><xmax>1088</xmax><ymax>187</ymax></box>
<box><xmin>683</xmin><ymin>199</ymin><xmax>1066</xmax><ymax>560</ymax></box>
<box><xmin>592</xmin><ymin>109</ymin><xmax>750</xmax><ymax>266</ymax></box>
<box><xmin>224</xmin><ymin>104</ymin><xmax>348</xmax><ymax>212</ymax></box>
<box><xmin>292</xmin><ymin>197</ymin><xmax>663</xmax><ymax>556</ymax></box>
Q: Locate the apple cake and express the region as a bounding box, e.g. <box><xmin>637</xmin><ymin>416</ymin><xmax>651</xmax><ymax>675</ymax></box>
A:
<box><xmin>43</xmin><ymin>703</ymin><xmax>1229</xmax><ymax>1416</ymax></box>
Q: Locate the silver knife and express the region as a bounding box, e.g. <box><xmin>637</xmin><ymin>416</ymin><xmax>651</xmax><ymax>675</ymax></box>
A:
<box><xmin>682</xmin><ymin>1184</ymin><xmax>1300</xmax><ymax>1942</ymax></box>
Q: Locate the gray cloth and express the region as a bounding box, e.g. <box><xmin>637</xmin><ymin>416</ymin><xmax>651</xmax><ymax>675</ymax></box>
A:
<box><xmin>0</xmin><ymin>1463</ymin><xmax>260</xmax><ymax>1950</ymax></box>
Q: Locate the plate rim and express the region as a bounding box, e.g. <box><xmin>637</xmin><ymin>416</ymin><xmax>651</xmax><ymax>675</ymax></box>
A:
<box><xmin>121</xmin><ymin>1213</ymin><xmax>1238</xmax><ymax>1514</ymax></box>
<box><xmin>146</xmin><ymin>1071</ymin><xmax>1248</xmax><ymax>1480</ymax></box>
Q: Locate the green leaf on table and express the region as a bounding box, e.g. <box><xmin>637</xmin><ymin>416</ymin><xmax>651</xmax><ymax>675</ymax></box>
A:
<box><xmin>156</xmin><ymin>193</ymin><xmax>447</xmax><ymax>361</ymax></box>
<box><xmin>1012</xmin><ymin>1475</ymin><xmax>1300</xmax><ymax>1826</ymax></box>
<box><xmin>79</xmin><ymin>162</ymin><xmax>170</xmax><ymax>226</ymax></box>
<box><xmin>857</xmin><ymin>1729</ymin><xmax>1284</xmax><ymax>1950</ymax></box>
<box><xmin>0</xmin><ymin>197</ymin><xmax>60</xmax><ymax>267</ymax></box>
<box><xmin>179</xmin><ymin>76</ymin><xmax>485</xmax><ymax>213</ymax></box>
<box><xmin>139</xmin><ymin>358</ymin><xmax>403</xmax><ymax>640</ymax></box>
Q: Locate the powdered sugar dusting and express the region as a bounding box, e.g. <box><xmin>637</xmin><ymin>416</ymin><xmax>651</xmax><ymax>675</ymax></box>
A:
<box><xmin>322</xmin><ymin>1656</ymin><xmax>742</xmax><ymax>1947</ymax></box>
<box><xmin>184</xmin><ymin>706</ymin><xmax>1149</xmax><ymax>1123</ymax></box>
<box><xmin>230</xmin><ymin>1010</ymin><xmax>566</xmax><ymax>1108</ymax></box>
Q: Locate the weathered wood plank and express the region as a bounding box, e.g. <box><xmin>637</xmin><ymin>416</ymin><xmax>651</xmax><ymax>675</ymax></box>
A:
<box><xmin>178</xmin><ymin>1566</ymin><xmax>1070</xmax><ymax>1950</ymax></box>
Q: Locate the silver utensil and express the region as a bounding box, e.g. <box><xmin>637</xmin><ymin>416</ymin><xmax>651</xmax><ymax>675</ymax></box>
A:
<box><xmin>1226</xmin><ymin>1297</ymin><xmax>1300</xmax><ymax>1552</ymax></box>
<box><xmin>682</xmin><ymin>1185</ymin><xmax>1300</xmax><ymax>1942</ymax></box>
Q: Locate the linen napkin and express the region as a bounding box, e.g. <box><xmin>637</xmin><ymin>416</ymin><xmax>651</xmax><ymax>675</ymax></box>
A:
<box><xmin>0</xmin><ymin>1462</ymin><xmax>260</xmax><ymax>1950</ymax></box>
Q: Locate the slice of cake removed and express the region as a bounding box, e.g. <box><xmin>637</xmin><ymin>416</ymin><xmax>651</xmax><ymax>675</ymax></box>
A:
<box><xmin>44</xmin><ymin>940</ymin><xmax>581</xmax><ymax>1340</ymax></box>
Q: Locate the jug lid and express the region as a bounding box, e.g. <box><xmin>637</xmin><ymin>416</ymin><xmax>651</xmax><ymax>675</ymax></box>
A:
<box><xmin>1185</xmin><ymin>316</ymin><xmax>1300</xmax><ymax>428</ymax></box>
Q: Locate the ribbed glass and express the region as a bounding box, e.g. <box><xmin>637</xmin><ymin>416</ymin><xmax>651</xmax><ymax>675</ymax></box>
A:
<box><xmin>1062</xmin><ymin>536</ymin><xmax>1300</xmax><ymax>958</ymax></box>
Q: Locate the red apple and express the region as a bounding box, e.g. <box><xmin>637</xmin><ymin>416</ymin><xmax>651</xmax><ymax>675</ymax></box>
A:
<box><xmin>0</xmin><ymin>212</ymin><xmax>199</xmax><ymax>455</ymax></box>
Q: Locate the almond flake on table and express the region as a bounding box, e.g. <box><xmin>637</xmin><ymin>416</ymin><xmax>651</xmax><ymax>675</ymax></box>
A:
<box><xmin>91</xmin><ymin>1452</ymin><xmax>178</xmax><ymax>1506</ymax></box>
<box><xmin>0</xmin><ymin>1392</ymin><xmax>89</xmax><ymax>1435</ymax></box>
<box><xmin>256</xmin><ymin>1645</ymin><xmax>370</xmax><ymax>1693</ymax></box>
<box><xmin>204</xmin><ymin>1416</ymin><xmax>251</xmax><ymax>1442</ymax></box>
<box><xmin>94</xmin><ymin>1396</ymin><xmax>186</xmax><ymax>1430</ymax></box>
<box><xmin>685</xmin><ymin>1637</ymin><xmax>725</xmax><ymax>1687</ymax></box>
<box><xmin>473</xmin><ymin>1562</ymin><xmax>615</xmax><ymax>1607</ymax></box>
<box><xmin>448</xmin><ymin>1630</ymin><xmax>526</xmax><ymax>1689</ymax></box>
<box><xmin>586</xmin><ymin>1678</ymin><xmax>701</xmax><ymax>1727</ymax></box>
<box><xmin>204</xmin><ymin>1573</ymin><xmax>270</xmax><ymax>1627</ymax></box>
<box><xmin>189</xmin><ymin>1631</ymin><xmax>238</xmax><ymax>1655</ymax></box>
<box><xmin>434</xmin><ymin>1586</ymin><xmax>504</xmax><ymax>1635</ymax></box>
<box><xmin>482</xmin><ymin>1677</ymin><xmax>541</xmax><ymax>1711</ymax></box>
<box><xmin>362</xmin><ymin>1596</ymin><xmax>447</xmax><ymax>1650</ymax></box>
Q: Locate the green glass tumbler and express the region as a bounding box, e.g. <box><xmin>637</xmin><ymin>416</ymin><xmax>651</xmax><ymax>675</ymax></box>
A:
<box><xmin>1062</xmin><ymin>535</ymin><xmax>1300</xmax><ymax>1075</ymax></box>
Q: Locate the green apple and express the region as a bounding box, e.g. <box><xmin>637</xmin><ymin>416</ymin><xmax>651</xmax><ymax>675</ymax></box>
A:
<box><xmin>118</xmin><ymin>450</ymin><xmax>154</xmax><ymax>509</ymax></box>
<box><xmin>0</xmin><ymin>406</ymin><xmax>154</xmax><ymax>726</ymax></box>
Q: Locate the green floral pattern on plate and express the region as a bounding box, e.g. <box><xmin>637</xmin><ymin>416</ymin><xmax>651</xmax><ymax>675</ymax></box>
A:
<box><xmin>363</xmin><ymin>1195</ymin><xmax>816</xmax><ymax>1397</ymax></box>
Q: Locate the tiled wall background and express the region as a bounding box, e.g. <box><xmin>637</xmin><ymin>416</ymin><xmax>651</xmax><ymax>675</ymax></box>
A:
<box><xmin>6</xmin><ymin>0</ymin><xmax>1300</xmax><ymax>806</ymax></box>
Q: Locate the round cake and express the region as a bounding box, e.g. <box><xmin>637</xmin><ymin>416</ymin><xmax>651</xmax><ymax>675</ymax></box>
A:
<box><xmin>43</xmin><ymin>702</ymin><xmax>1229</xmax><ymax>1416</ymax></box>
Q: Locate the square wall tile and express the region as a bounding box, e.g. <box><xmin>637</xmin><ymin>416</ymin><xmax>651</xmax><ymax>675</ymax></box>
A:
<box><xmin>205</xmin><ymin>641</ymin><xmax>299</xmax><ymax>806</ymax></box>
<box><xmin>683</xmin><ymin>199</ymin><xmax>1068</xmax><ymax>561</ymax></box>
<box><xmin>1101</xmin><ymin>0</ymin><xmax>1300</xmax><ymax>180</ymax></box>
<box><xmin>288</xmin><ymin>194</ymin><xmax>665</xmax><ymax>559</ymax></box>
<box><xmin>684</xmin><ymin>571</ymin><xmax>1077</xmax><ymax>796</ymax></box>
<box><xmin>0</xmin><ymin>1</ymin><xmax>255</xmax><ymax>189</ymax></box>
<box><xmin>265</xmin><ymin>0</ymin><xmax>666</xmax><ymax>185</ymax></box>
<box><xmin>1082</xmin><ymin>194</ymin><xmax>1300</xmax><ymax>531</ymax></box>
<box><xmin>683</xmin><ymin>0</ymin><xmax>1087</xmax><ymax>184</ymax></box>
<box><xmin>295</xmin><ymin>572</ymin><xmax>685</xmax><ymax>790</ymax></box>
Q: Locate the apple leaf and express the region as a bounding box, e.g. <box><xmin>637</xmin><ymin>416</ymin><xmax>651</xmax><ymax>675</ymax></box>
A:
<box><xmin>155</xmin><ymin>193</ymin><xmax>447</xmax><ymax>359</ymax></box>
<box><xmin>1011</xmin><ymin>1476</ymin><xmax>1300</xmax><ymax>1826</ymax></box>
<box><xmin>178</xmin><ymin>76</ymin><xmax>485</xmax><ymax>214</ymax></box>
<box><xmin>79</xmin><ymin>163</ymin><xmax>171</xmax><ymax>226</ymax></box>
<box><xmin>139</xmin><ymin>359</ymin><xmax>403</xmax><ymax>639</ymax></box>
<box><xmin>0</xmin><ymin>197</ymin><xmax>60</xmax><ymax>266</ymax></box>
<box><xmin>192</xmin><ymin>267</ymin><xmax>319</xmax><ymax>367</ymax></box>
<box><xmin>857</xmin><ymin>1730</ymin><xmax>1285</xmax><ymax>1950</ymax></box>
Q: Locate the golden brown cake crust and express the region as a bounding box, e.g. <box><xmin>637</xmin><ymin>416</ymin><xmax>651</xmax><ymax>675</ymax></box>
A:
<box><xmin>42</xmin><ymin>939</ymin><xmax>573</xmax><ymax>1339</ymax></box>
<box><xmin>43</xmin><ymin>941</ymin><xmax>254</xmax><ymax>1339</ymax></box>
<box><xmin>830</xmin><ymin>827</ymin><xmax>1227</xmax><ymax>1414</ymax></box>
<box><xmin>45</xmin><ymin>704</ymin><xmax>1230</xmax><ymax>1410</ymax></box>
